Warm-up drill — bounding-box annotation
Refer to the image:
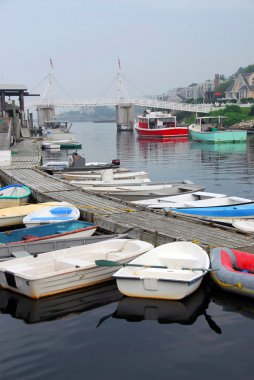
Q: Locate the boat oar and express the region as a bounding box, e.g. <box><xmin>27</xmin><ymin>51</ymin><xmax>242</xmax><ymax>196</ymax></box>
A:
<box><xmin>182</xmin><ymin>267</ymin><xmax>219</xmax><ymax>272</ymax></box>
<box><xmin>95</xmin><ymin>260</ymin><xmax>219</xmax><ymax>272</ymax></box>
<box><xmin>95</xmin><ymin>259</ymin><xmax>167</xmax><ymax>269</ymax></box>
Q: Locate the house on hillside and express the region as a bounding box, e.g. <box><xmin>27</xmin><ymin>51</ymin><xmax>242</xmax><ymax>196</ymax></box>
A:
<box><xmin>225</xmin><ymin>72</ymin><xmax>254</xmax><ymax>100</ymax></box>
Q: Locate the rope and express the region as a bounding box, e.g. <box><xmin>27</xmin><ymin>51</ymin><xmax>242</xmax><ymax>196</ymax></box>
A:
<box><xmin>211</xmin><ymin>272</ymin><xmax>243</xmax><ymax>289</ymax></box>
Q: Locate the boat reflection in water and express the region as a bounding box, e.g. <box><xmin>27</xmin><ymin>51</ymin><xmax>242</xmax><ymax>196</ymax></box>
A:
<box><xmin>113</xmin><ymin>286</ymin><xmax>208</xmax><ymax>325</ymax></box>
<box><xmin>96</xmin><ymin>284</ymin><xmax>221</xmax><ymax>333</ymax></box>
<box><xmin>190</xmin><ymin>141</ymin><xmax>247</xmax><ymax>154</ymax></box>
<box><xmin>0</xmin><ymin>281</ymin><xmax>122</xmax><ymax>324</ymax></box>
<box><xmin>211</xmin><ymin>286</ymin><xmax>254</xmax><ymax>321</ymax></box>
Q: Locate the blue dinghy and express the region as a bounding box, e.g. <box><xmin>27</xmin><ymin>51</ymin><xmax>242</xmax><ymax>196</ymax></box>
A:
<box><xmin>0</xmin><ymin>220</ymin><xmax>97</xmax><ymax>245</ymax></box>
<box><xmin>167</xmin><ymin>202</ymin><xmax>254</xmax><ymax>225</ymax></box>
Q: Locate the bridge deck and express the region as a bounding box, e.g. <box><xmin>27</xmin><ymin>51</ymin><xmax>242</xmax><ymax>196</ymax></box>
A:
<box><xmin>0</xmin><ymin>138</ymin><xmax>253</xmax><ymax>251</ymax></box>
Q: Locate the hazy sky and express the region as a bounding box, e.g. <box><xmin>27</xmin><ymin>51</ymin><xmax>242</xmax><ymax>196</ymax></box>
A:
<box><xmin>0</xmin><ymin>0</ymin><xmax>253</xmax><ymax>100</ymax></box>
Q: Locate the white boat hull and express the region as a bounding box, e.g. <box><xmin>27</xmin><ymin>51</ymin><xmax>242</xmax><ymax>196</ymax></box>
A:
<box><xmin>114</xmin><ymin>241</ymin><xmax>210</xmax><ymax>300</ymax></box>
<box><xmin>115</xmin><ymin>273</ymin><xmax>204</xmax><ymax>300</ymax></box>
<box><xmin>0</xmin><ymin>239</ymin><xmax>154</xmax><ymax>298</ymax></box>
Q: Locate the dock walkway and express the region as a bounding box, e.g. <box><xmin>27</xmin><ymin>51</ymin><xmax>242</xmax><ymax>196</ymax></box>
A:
<box><xmin>0</xmin><ymin>139</ymin><xmax>253</xmax><ymax>250</ymax></box>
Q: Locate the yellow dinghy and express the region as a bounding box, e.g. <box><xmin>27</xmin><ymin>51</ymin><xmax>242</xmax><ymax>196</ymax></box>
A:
<box><xmin>0</xmin><ymin>202</ymin><xmax>64</xmax><ymax>228</ymax></box>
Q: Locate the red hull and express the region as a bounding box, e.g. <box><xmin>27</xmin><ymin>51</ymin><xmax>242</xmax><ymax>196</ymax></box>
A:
<box><xmin>135</xmin><ymin>127</ymin><xmax>188</xmax><ymax>138</ymax></box>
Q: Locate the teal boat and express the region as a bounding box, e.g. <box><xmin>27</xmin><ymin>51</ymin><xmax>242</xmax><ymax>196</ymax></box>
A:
<box><xmin>188</xmin><ymin>116</ymin><xmax>247</xmax><ymax>143</ymax></box>
<box><xmin>60</xmin><ymin>143</ymin><xmax>82</xmax><ymax>149</ymax></box>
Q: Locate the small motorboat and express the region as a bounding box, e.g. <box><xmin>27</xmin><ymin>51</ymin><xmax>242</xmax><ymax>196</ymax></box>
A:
<box><xmin>168</xmin><ymin>202</ymin><xmax>254</xmax><ymax>225</ymax></box>
<box><xmin>63</xmin><ymin>169</ymin><xmax>150</xmax><ymax>181</ymax></box>
<box><xmin>23</xmin><ymin>202</ymin><xmax>80</xmax><ymax>227</ymax></box>
<box><xmin>134</xmin><ymin>110</ymin><xmax>188</xmax><ymax>138</ymax></box>
<box><xmin>0</xmin><ymin>202</ymin><xmax>63</xmax><ymax>228</ymax></box>
<box><xmin>0</xmin><ymin>184</ymin><xmax>31</xmax><ymax>208</ymax></box>
<box><xmin>0</xmin><ymin>220</ymin><xmax>97</xmax><ymax>245</ymax></box>
<box><xmin>232</xmin><ymin>219</ymin><xmax>254</xmax><ymax>234</ymax></box>
<box><xmin>210</xmin><ymin>247</ymin><xmax>254</xmax><ymax>298</ymax></box>
<box><xmin>39</xmin><ymin>153</ymin><xmax>120</xmax><ymax>174</ymax></box>
<box><xmin>79</xmin><ymin>181</ymin><xmax>205</xmax><ymax>202</ymax></box>
<box><xmin>188</xmin><ymin>116</ymin><xmax>247</xmax><ymax>143</ymax></box>
<box><xmin>0</xmin><ymin>239</ymin><xmax>154</xmax><ymax>299</ymax></box>
<box><xmin>108</xmin><ymin>241</ymin><xmax>210</xmax><ymax>300</ymax></box>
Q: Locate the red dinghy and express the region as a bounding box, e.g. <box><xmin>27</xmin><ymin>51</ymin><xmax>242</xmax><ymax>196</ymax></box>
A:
<box><xmin>134</xmin><ymin>110</ymin><xmax>188</xmax><ymax>138</ymax></box>
<box><xmin>211</xmin><ymin>247</ymin><xmax>254</xmax><ymax>298</ymax></box>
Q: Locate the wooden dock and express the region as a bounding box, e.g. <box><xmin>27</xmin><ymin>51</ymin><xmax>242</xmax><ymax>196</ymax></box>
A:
<box><xmin>0</xmin><ymin>138</ymin><xmax>254</xmax><ymax>251</ymax></box>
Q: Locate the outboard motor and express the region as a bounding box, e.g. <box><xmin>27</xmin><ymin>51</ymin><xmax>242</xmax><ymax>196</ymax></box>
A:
<box><xmin>112</xmin><ymin>159</ymin><xmax>120</xmax><ymax>166</ymax></box>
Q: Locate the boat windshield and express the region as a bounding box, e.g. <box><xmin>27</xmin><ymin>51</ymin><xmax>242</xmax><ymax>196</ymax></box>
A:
<box><xmin>148</xmin><ymin>117</ymin><xmax>176</xmax><ymax>129</ymax></box>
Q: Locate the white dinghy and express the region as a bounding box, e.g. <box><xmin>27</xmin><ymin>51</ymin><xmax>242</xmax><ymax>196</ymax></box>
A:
<box><xmin>134</xmin><ymin>193</ymin><xmax>252</xmax><ymax>211</ymax></box>
<box><xmin>131</xmin><ymin>191</ymin><xmax>227</xmax><ymax>209</ymax></box>
<box><xmin>232</xmin><ymin>219</ymin><xmax>254</xmax><ymax>234</ymax></box>
<box><xmin>0</xmin><ymin>239</ymin><xmax>154</xmax><ymax>299</ymax></box>
<box><xmin>23</xmin><ymin>202</ymin><xmax>80</xmax><ymax>228</ymax></box>
<box><xmin>110</xmin><ymin>241</ymin><xmax>210</xmax><ymax>300</ymax></box>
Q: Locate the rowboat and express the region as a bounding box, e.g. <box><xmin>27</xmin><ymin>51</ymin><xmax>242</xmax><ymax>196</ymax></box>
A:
<box><xmin>0</xmin><ymin>184</ymin><xmax>31</xmax><ymax>208</ymax></box>
<box><xmin>0</xmin><ymin>202</ymin><xmax>63</xmax><ymax>228</ymax></box>
<box><xmin>0</xmin><ymin>239</ymin><xmax>154</xmax><ymax>298</ymax></box>
<box><xmin>162</xmin><ymin>196</ymin><xmax>252</xmax><ymax>212</ymax></box>
<box><xmin>168</xmin><ymin>202</ymin><xmax>254</xmax><ymax>225</ymax></box>
<box><xmin>0</xmin><ymin>233</ymin><xmax>128</xmax><ymax>261</ymax></box>
<box><xmin>132</xmin><ymin>191</ymin><xmax>228</xmax><ymax>209</ymax></box>
<box><xmin>111</xmin><ymin>241</ymin><xmax>210</xmax><ymax>300</ymax></box>
<box><xmin>23</xmin><ymin>203</ymin><xmax>80</xmax><ymax>227</ymax></box>
<box><xmin>0</xmin><ymin>220</ymin><xmax>97</xmax><ymax>245</ymax></box>
<box><xmin>210</xmin><ymin>247</ymin><xmax>254</xmax><ymax>298</ymax></box>
<box><xmin>188</xmin><ymin>116</ymin><xmax>247</xmax><ymax>143</ymax></box>
<box><xmin>0</xmin><ymin>281</ymin><xmax>121</xmax><ymax>324</ymax></box>
<box><xmin>232</xmin><ymin>219</ymin><xmax>254</xmax><ymax>234</ymax></box>
<box><xmin>79</xmin><ymin>182</ymin><xmax>205</xmax><ymax>202</ymax></box>
<box><xmin>133</xmin><ymin>192</ymin><xmax>252</xmax><ymax>210</ymax></box>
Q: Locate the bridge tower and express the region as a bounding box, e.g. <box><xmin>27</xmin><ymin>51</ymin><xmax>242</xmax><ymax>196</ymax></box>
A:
<box><xmin>115</xmin><ymin>58</ymin><xmax>134</xmax><ymax>131</ymax></box>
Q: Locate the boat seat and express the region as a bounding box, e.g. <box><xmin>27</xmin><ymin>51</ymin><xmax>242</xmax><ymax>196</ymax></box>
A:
<box><xmin>106</xmin><ymin>253</ymin><xmax>123</xmax><ymax>261</ymax></box>
<box><xmin>159</xmin><ymin>256</ymin><xmax>199</xmax><ymax>270</ymax></box>
<box><xmin>30</xmin><ymin>216</ymin><xmax>72</xmax><ymax>221</ymax></box>
<box><xmin>54</xmin><ymin>257</ymin><xmax>92</xmax><ymax>271</ymax></box>
<box><xmin>11</xmin><ymin>251</ymin><xmax>30</xmax><ymax>258</ymax></box>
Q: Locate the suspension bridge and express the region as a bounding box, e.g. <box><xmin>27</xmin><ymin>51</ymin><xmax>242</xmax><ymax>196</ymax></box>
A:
<box><xmin>25</xmin><ymin>61</ymin><xmax>216</xmax><ymax>130</ymax></box>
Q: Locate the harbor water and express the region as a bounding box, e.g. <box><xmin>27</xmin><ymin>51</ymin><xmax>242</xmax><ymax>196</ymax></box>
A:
<box><xmin>1</xmin><ymin>122</ymin><xmax>254</xmax><ymax>379</ymax></box>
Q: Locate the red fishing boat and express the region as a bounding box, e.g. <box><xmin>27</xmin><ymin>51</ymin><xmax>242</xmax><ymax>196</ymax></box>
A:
<box><xmin>134</xmin><ymin>110</ymin><xmax>188</xmax><ymax>138</ymax></box>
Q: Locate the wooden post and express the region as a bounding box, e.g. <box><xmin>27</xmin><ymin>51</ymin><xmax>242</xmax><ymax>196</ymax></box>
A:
<box><xmin>12</xmin><ymin>100</ymin><xmax>20</xmax><ymax>141</ymax></box>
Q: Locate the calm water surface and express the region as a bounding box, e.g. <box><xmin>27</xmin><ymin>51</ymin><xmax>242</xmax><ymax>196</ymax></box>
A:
<box><xmin>1</xmin><ymin>122</ymin><xmax>254</xmax><ymax>380</ymax></box>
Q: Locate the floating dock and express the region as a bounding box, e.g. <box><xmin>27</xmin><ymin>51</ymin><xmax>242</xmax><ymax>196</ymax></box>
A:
<box><xmin>0</xmin><ymin>139</ymin><xmax>254</xmax><ymax>251</ymax></box>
